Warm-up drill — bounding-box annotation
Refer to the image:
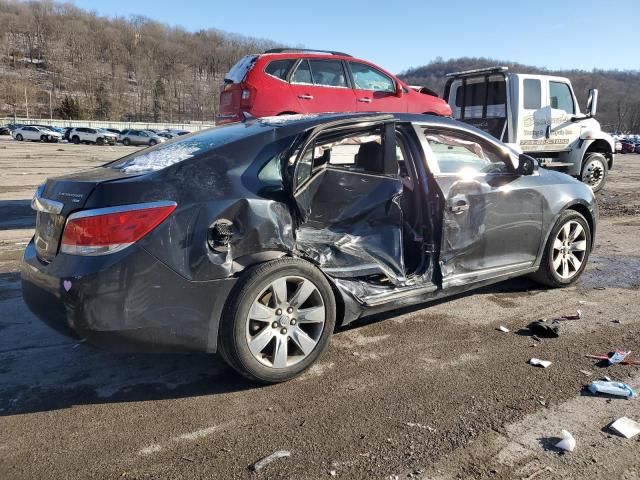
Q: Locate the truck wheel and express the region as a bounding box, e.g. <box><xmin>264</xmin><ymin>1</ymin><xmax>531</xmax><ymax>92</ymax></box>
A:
<box><xmin>580</xmin><ymin>153</ymin><xmax>607</xmax><ymax>192</ymax></box>
<box><xmin>218</xmin><ymin>258</ymin><xmax>336</xmax><ymax>383</ymax></box>
<box><xmin>531</xmin><ymin>210</ymin><xmax>591</xmax><ymax>288</ymax></box>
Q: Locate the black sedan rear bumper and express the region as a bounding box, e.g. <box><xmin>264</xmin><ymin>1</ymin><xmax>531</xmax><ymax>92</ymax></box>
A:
<box><xmin>21</xmin><ymin>240</ymin><xmax>236</xmax><ymax>353</ymax></box>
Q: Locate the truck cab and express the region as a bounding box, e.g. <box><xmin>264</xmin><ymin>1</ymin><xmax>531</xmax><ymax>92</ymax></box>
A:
<box><xmin>444</xmin><ymin>67</ymin><xmax>615</xmax><ymax>191</ymax></box>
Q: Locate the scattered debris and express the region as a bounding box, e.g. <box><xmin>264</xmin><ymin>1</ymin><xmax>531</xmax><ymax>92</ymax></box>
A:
<box><xmin>588</xmin><ymin>380</ymin><xmax>637</xmax><ymax>398</ymax></box>
<box><xmin>532</xmin><ymin>335</ymin><xmax>542</xmax><ymax>343</ymax></box>
<box><xmin>329</xmin><ymin>470</ymin><xmax>337</xmax><ymax>476</ymax></box>
<box><xmin>250</xmin><ymin>450</ymin><xmax>291</xmax><ymax>472</ymax></box>
<box><xmin>586</xmin><ymin>350</ymin><xmax>640</xmax><ymax>365</ymax></box>
<box><xmin>527</xmin><ymin>320</ymin><xmax>560</xmax><ymax>338</ymax></box>
<box><xmin>611</xmin><ymin>319</ymin><xmax>621</xmax><ymax>324</ymax></box>
<box><xmin>524</xmin><ymin>466</ymin><xmax>554</xmax><ymax>480</ymax></box>
<box><xmin>609</xmin><ymin>417</ymin><xmax>640</xmax><ymax>439</ymax></box>
<box><xmin>497</xmin><ymin>326</ymin><xmax>510</xmax><ymax>333</ymax></box>
<box><xmin>554</xmin><ymin>430</ymin><xmax>576</xmax><ymax>452</ymax></box>
<box><xmin>405</xmin><ymin>422</ymin><xmax>435</xmax><ymax>432</ymax></box>
<box><xmin>529</xmin><ymin>358</ymin><xmax>552</xmax><ymax>368</ymax></box>
<box><xmin>555</xmin><ymin>310</ymin><xmax>582</xmax><ymax>321</ymax></box>
<box><xmin>593</xmin><ymin>286</ymin><xmax>606</xmax><ymax>290</ymax></box>
<box><xmin>580</xmin><ymin>370</ymin><xmax>592</xmax><ymax>376</ymax></box>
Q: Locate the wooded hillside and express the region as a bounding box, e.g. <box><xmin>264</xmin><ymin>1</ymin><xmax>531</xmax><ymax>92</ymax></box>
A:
<box><xmin>0</xmin><ymin>0</ymin><xmax>277</xmax><ymax>122</ymax></box>
<box><xmin>400</xmin><ymin>57</ymin><xmax>640</xmax><ymax>133</ymax></box>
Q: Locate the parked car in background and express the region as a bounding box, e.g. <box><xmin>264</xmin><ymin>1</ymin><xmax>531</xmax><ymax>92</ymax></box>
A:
<box><xmin>0</xmin><ymin>125</ymin><xmax>10</xmax><ymax>135</ymax></box>
<box><xmin>615</xmin><ymin>140</ymin><xmax>622</xmax><ymax>153</ymax></box>
<box><xmin>68</xmin><ymin>127</ymin><xmax>117</xmax><ymax>145</ymax></box>
<box><xmin>23</xmin><ymin>113</ymin><xmax>597</xmax><ymax>383</ymax></box>
<box><xmin>118</xmin><ymin>129</ymin><xmax>166</xmax><ymax>146</ymax></box>
<box><xmin>12</xmin><ymin>125</ymin><xmax>62</xmax><ymax>142</ymax></box>
<box><xmin>104</xmin><ymin>128</ymin><xmax>121</xmax><ymax>136</ymax></box>
<box><xmin>157</xmin><ymin>131</ymin><xmax>176</xmax><ymax>140</ymax></box>
<box><xmin>620</xmin><ymin>141</ymin><xmax>636</xmax><ymax>154</ymax></box>
<box><xmin>635</xmin><ymin>143</ymin><xmax>640</xmax><ymax>154</ymax></box>
<box><xmin>217</xmin><ymin>48</ymin><xmax>451</xmax><ymax>124</ymax></box>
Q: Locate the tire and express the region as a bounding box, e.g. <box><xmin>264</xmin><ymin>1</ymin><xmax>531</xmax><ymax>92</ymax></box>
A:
<box><xmin>123</xmin><ymin>138</ymin><xmax>130</xmax><ymax>146</ymax></box>
<box><xmin>72</xmin><ymin>136</ymin><xmax>80</xmax><ymax>145</ymax></box>
<box><xmin>40</xmin><ymin>135</ymin><xmax>46</xmax><ymax>142</ymax></box>
<box><xmin>580</xmin><ymin>152</ymin><xmax>607</xmax><ymax>192</ymax></box>
<box><xmin>218</xmin><ymin>258</ymin><xmax>336</xmax><ymax>383</ymax></box>
<box><xmin>149</xmin><ymin>139</ymin><xmax>157</xmax><ymax>146</ymax></box>
<box><xmin>96</xmin><ymin>137</ymin><xmax>104</xmax><ymax>146</ymax></box>
<box><xmin>16</xmin><ymin>134</ymin><xmax>23</xmax><ymax>141</ymax></box>
<box><xmin>531</xmin><ymin>210</ymin><xmax>591</xmax><ymax>288</ymax></box>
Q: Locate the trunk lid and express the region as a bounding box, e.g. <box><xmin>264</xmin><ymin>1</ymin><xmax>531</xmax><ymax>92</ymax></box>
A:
<box><xmin>33</xmin><ymin>168</ymin><xmax>137</xmax><ymax>263</ymax></box>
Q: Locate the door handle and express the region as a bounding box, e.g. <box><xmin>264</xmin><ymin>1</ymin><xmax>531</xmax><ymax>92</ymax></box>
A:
<box><xmin>298</xmin><ymin>94</ymin><xmax>314</xmax><ymax>100</ymax></box>
<box><xmin>358</xmin><ymin>97</ymin><xmax>372</xmax><ymax>103</ymax></box>
<box><xmin>449</xmin><ymin>201</ymin><xmax>469</xmax><ymax>214</ymax></box>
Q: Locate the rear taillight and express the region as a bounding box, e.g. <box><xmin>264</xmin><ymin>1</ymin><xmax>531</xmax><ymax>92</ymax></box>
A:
<box><xmin>60</xmin><ymin>201</ymin><xmax>176</xmax><ymax>256</ymax></box>
<box><xmin>240</xmin><ymin>85</ymin><xmax>255</xmax><ymax>108</ymax></box>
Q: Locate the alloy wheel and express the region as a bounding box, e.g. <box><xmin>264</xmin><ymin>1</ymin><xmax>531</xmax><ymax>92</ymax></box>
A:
<box><xmin>245</xmin><ymin>276</ymin><xmax>325</xmax><ymax>369</ymax></box>
<box><xmin>582</xmin><ymin>157</ymin><xmax>605</xmax><ymax>189</ymax></box>
<box><xmin>553</xmin><ymin>220</ymin><xmax>587</xmax><ymax>280</ymax></box>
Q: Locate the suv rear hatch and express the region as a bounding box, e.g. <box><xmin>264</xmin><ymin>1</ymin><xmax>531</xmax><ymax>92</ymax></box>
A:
<box><xmin>32</xmin><ymin>169</ymin><xmax>137</xmax><ymax>263</ymax></box>
<box><xmin>218</xmin><ymin>55</ymin><xmax>258</xmax><ymax>124</ymax></box>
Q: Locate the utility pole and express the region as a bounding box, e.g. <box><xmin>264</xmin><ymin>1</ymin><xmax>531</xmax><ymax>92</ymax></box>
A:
<box><xmin>24</xmin><ymin>87</ymin><xmax>29</xmax><ymax>120</ymax></box>
<box><xmin>49</xmin><ymin>91</ymin><xmax>53</xmax><ymax>121</ymax></box>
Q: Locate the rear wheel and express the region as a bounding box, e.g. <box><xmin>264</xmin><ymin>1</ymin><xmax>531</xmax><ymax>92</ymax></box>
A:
<box><xmin>40</xmin><ymin>135</ymin><xmax>46</xmax><ymax>142</ymax></box>
<box><xmin>218</xmin><ymin>258</ymin><xmax>336</xmax><ymax>383</ymax></box>
<box><xmin>580</xmin><ymin>152</ymin><xmax>607</xmax><ymax>192</ymax></box>
<box><xmin>72</xmin><ymin>135</ymin><xmax>80</xmax><ymax>144</ymax></box>
<box><xmin>123</xmin><ymin>138</ymin><xmax>130</xmax><ymax>146</ymax></box>
<box><xmin>96</xmin><ymin>137</ymin><xmax>104</xmax><ymax>146</ymax></box>
<box><xmin>531</xmin><ymin>210</ymin><xmax>591</xmax><ymax>287</ymax></box>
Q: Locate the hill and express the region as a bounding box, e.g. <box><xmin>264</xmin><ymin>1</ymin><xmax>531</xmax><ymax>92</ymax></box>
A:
<box><xmin>399</xmin><ymin>57</ymin><xmax>640</xmax><ymax>133</ymax></box>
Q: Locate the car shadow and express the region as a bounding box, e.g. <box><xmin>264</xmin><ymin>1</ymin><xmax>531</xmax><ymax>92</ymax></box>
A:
<box><xmin>0</xmin><ymin>199</ymin><xmax>35</xmax><ymax>230</ymax></box>
<box><xmin>0</xmin><ymin>275</ymin><xmax>545</xmax><ymax>417</ymax></box>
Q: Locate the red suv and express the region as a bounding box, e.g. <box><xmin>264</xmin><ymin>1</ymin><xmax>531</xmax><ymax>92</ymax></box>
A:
<box><xmin>217</xmin><ymin>49</ymin><xmax>451</xmax><ymax>124</ymax></box>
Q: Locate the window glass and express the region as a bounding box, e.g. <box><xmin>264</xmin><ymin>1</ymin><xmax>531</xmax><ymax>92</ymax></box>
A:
<box><xmin>523</xmin><ymin>79</ymin><xmax>541</xmax><ymax>109</ymax></box>
<box><xmin>424</xmin><ymin>130</ymin><xmax>510</xmax><ymax>175</ymax></box>
<box><xmin>350</xmin><ymin>62</ymin><xmax>395</xmax><ymax>92</ymax></box>
<box><xmin>291</xmin><ymin>59</ymin><xmax>313</xmax><ymax>84</ymax></box>
<box><xmin>454</xmin><ymin>80</ymin><xmax>506</xmax><ymax>107</ymax></box>
<box><xmin>308</xmin><ymin>60</ymin><xmax>347</xmax><ymax>87</ymax></box>
<box><xmin>549</xmin><ymin>82</ymin><xmax>574</xmax><ymax>113</ymax></box>
<box><xmin>265</xmin><ymin>59</ymin><xmax>294</xmax><ymax>80</ymax></box>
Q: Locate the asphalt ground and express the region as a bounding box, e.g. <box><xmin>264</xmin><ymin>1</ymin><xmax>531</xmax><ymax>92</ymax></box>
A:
<box><xmin>0</xmin><ymin>136</ymin><xmax>639</xmax><ymax>479</ymax></box>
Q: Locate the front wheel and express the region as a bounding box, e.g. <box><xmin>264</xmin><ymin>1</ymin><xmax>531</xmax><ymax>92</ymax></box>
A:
<box><xmin>531</xmin><ymin>210</ymin><xmax>591</xmax><ymax>288</ymax></box>
<box><xmin>122</xmin><ymin>138</ymin><xmax>130</xmax><ymax>146</ymax></box>
<box><xmin>16</xmin><ymin>134</ymin><xmax>23</xmax><ymax>141</ymax></box>
<box><xmin>581</xmin><ymin>152</ymin><xmax>607</xmax><ymax>192</ymax></box>
<box><xmin>96</xmin><ymin>137</ymin><xmax>104</xmax><ymax>146</ymax></box>
<box><xmin>218</xmin><ymin>258</ymin><xmax>336</xmax><ymax>383</ymax></box>
<box><xmin>72</xmin><ymin>136</ymin><xmax>80</xmax><ymax>144</ymax></box>
<box><xmin>149</xmin><ymin>139</ymin><xmax>157</xmax><ymax>146</ymax></box>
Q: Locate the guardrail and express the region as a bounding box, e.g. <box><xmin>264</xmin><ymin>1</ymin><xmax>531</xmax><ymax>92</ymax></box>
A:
<box><xmin>1</xmin><ymin>118</ymin><xmax>215</xmax><ymax>131</ymax></box>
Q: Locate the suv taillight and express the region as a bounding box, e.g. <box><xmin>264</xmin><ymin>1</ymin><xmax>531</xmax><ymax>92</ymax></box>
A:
<box><xmin>240</xmin><ymin>85</ymin><xmax>255</xmax><ymax>108</ymax></box>
<box><xmin>60</xmin><ymin>202</ymin><xmax>176</xmax><ymax>256</ymax></box>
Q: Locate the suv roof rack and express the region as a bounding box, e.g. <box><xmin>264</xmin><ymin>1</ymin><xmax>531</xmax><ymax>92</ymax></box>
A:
<box><xmin>263</xmin><ymin>48</ymin><xmax>352</xmax><ymax>57</ymax></box>
<box><xmin>445</xmin><ymin>66</ymin><xmax>508</xmax><ymax>78</ymax></box>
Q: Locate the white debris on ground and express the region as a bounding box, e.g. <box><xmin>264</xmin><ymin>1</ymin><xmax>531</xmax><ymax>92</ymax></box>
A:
<box><xmin>609</xmin><ymin>417</ymin><xmax>640</xmax><ymax>439</ymax></box>
<box><xmin>529</xmin><ymin>358</ymin><xmax>552</xmax><ymax>368</ymax></box>
<box><xmin>250</xmin><ymin>450</ymin><xmax>291</xmax><ymax>472</ymax></box>
<box><xmin>554</xmin><ymin>430</ymin><xmax>576</xmax><ymax>452</ymax></box>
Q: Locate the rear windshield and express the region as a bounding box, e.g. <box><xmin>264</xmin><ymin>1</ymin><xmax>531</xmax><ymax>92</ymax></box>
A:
<box><xmin>107</xmin><ymin>127</ymin><xmax>243</xmax><ymax>173</ymax></box>
<box><xmin>455</xmin><ymin>80</ymin><xmax>506</xmax><ymax>107</ymax></box>
<box><xmin>224</xmin><ymin>55</ymin><xmax>258</xmax><ymax>83</ymax></box>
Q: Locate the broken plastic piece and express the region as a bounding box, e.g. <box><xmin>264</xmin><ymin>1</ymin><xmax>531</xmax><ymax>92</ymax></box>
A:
<box><xmin>557</xmin><ymin>310</ymin><xmax>582</xmax><ymax>321</ymax></box>
<box><xmin>554</xmin><ymin>430</ymin><xmax>576</xmax><ymax>452</ymax></box>
<box><xmin>609</xmin><ymin>417</ymin><xmax>640</xmax><ymax>439</ymax></box>
<box><xmin>588</xmin><ymin>380</ymin><xmax>637</xmax><ymax>398</ymax></box>
<box><xmin>585</xmin><ymin>352</ymin><xmax>640</xmax><ymax>366</ymax></box>
<box><xmin>527</xmin><ymin>320</ymin><xmax>560</xmax><ymax>338</ymax></box>
<box><xmin>250</xmin><ymin>450</ymin><xmax>291</xmax><ymax>471</ymax></box>
<box><xmin>608</xmin><ymin>350</ymin><xmax>631</xmax><ymax>365</ymax></box>
<box><xmin>529</xmin><ymin>358</ymin><xmax>552</xmax><ymax>368</ymax></box>
<box><xmin>497</xmin><ymin>326</ymin><xmax>509</xmax><ymax>333</ymax></box>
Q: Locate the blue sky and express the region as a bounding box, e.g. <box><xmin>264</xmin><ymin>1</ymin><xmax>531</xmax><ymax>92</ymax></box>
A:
<box><xmin>73</xmin><ymin>0</ymin><xmax>637</xmax><ymax>74</ymax></box>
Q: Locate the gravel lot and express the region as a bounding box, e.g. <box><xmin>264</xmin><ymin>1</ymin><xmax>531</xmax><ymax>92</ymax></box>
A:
<box><xmin>0</xmin><ymin>136</ymin><xmax>639</xmax><ymax>480</ymax></box>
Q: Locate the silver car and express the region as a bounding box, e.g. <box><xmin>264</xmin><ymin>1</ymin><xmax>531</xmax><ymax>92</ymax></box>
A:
<box><xmin>118</xmin><ymin>129</ymin><xmax>166</xmax><ymax>146</ymax></box>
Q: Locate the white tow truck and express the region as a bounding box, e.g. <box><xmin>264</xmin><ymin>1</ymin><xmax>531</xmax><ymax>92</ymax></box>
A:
<box><xmin>444</xmin><ymin>66</ymin><xmax>614</xmax><ymax>191</ymax></box>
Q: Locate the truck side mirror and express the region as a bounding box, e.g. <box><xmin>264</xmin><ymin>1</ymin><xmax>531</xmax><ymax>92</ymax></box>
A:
<box><xmin>586</xmin><ymin>88</ymin><xmax>598</xmax><ymax>117</ymax></box>
<box><xmin>516</xmin><ymin>154</ymin><xmax>536</xmax><ymax>176</ymax></box>
<box><xmin>395</xmin><ymin>82</ymin><xmax>404</xmax><ymax>98</ymax></box>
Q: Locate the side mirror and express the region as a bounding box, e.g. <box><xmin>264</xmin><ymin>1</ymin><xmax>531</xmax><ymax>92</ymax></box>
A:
<box><xmin>395</xmin><ymin>82</ymin><xmax>404</xmax><ymax>98</ymax></box>
<box><xmin>516</xmin><ymin>154</ymin><xmax>536</xmax><ymax>176</ymax></box>
<box><xmin>586</xmin><ymin>88</ymin><xmax>598</xmax><ymax>117</ymax></box>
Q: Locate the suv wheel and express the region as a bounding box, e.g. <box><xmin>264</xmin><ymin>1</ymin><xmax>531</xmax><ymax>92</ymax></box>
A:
<box><xmin>149</xmin><ymin>139</ymin><xmax>157</xmax><ymax>146</ymax></box>
<box><xmin>96</xmin><ymin>137</ymin><xmax>104</xmax><ymax>146</ymax></box>
<box><xmin>218</xmin><ymin>258</ymin><xmax>336</xmax><ymax>383</ymax></box>
<box><xmin>531</xmin><ymin>210</ymin><xmax>591</xmax><ymax>288</ymax></box>
<box><xmin>16</xmin><ymin>134</ymin><xmax>23</xmax><ymax>141</ymax></box>
<box><xmin>72</xmin><ymin>135</ymin><xmax>80</xmax><ymax>144</ymax></box>
<box><xmin>122</xmin><ymin>138</ymin><xmax>130</xmax><ymax>146</ymax></box>
<box><xmin>581</xmin><ymin>152</ymin><xmax>607</xmax><ymax>192</ymax></box>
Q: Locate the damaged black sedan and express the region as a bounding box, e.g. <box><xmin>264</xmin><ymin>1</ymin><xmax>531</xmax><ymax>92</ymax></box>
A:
<box><xmin>22</xmin><ymin>113</ymin><xmax>597</xmax><ymax>382</ymax></box>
